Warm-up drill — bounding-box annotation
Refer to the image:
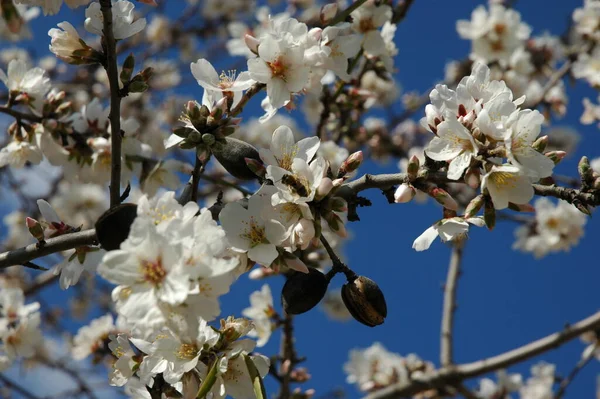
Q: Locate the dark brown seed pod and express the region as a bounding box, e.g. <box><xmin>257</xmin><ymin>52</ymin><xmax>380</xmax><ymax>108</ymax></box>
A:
<box><xmin>341</xmin><ymin>276</ymin><xmax>387</xmax><ymax>327</ymax></box>
<box><xmin>211</xmin><ymin>137</ymin><xmax>262</xmax><ymax>180</ymax></box>
<box><xmin>94</xmin><ymin>203</ymin><xmax>138</xmax><ymax>251</ymax></box>
<box><xmin>281</xmin><ymin>268</ymin><xmax>329</xmax><ymax>315</ymax></box>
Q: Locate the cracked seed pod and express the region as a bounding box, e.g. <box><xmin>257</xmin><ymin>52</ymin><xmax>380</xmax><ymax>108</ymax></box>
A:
<box><xmin>342</xmin><ymin>276</ymin><xmax>387</xmax><ymax>327</ymax></box>
<box><xmin>211</xmin><ymin>137</ymin><xmax>262</xmax><ymax>180</ymax></box>
<box><xmin>281</xmin><ymin>268</ymin><xmax>329</xmax><ymax>315</ymax></box>
<box><xmin>95</xmin><ymin>203</ymin><xmax>138</xmax><ymax>250</ymax></box>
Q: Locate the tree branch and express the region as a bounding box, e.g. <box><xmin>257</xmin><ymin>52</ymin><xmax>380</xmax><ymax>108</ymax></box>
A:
<box><xmin>229</xmin><ymin>83</ymin><xmax>265</xmax><ymax>117</ymax></box>
<box><xmin>100</xmin><ymin>0</ymin><xmax>123</xmax><ymax>208</ymax></box>
<box><xmin>0</xmin><ymin>373</ymin><xmax>41</xmax><ymax>399</ymax></box>
<box><xmin>0</xmin><ymin>229</ymin><xmax>97</xmax><ymax>269</ymax></box>
<box><xmin>555</xmin><ymin>343</ymin><xmax>598</xmax><ymax>399</ymax></box>
<box><xmin>441</xmin><ymin>241</ymin><xmax>464</xmax><ymax>367</ymax></box>
<box><xmin>364</xmin><ymin>311</ymin><xmax>600</xmax><ymax>399</ymax></box>
<box><xmin>0</xmin><ymin>105</ymin><xmax>44</xmax><ymax>123</ymax></box>
<box><xmin>326</xmin><ymin>0</ymin><xmax>368</xmax><ymax>26</ymax></box>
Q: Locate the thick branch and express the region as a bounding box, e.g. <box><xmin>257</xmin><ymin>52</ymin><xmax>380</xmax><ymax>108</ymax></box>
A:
<box><xmin>100</xmin><ymin>0</ymin><xmax>123</xmax><ymax>208</ymax></box>
<box><xmin>441</xmin><ymin>241</ymin><xmax>463</xmax><ymax>367</ymax></box>
<box><xmin>0</xmin><ymin>229</ymin><xmax>97</xmax><ymax>269</ymax></box>
<box><xmin>338</xmin><ymin>171</ymin><xmax>600</xmax><ymax>208</ymax></box>
<box><xmin>365</xmin><ymin>311</ymin><xmax>600</xmax><ymax>399</ymax></box>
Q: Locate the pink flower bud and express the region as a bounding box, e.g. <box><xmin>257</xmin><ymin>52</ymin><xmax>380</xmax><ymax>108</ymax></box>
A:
<box><xmin>429</xmin><ymin>187</ymin><xmax>458</xmax><ymax>211</ymax></box>
<box><xmin>545</xmin><ymin>150</ymin><xmax>566</xmax><ymax>165</ymax></box>
<box><xmin>244</xmin><ymin>157</ymin><xmax>266</xmax><ymax>178</ymax></box>
<box><xmin>339</xmin><ymin>151</ymin><xmax>363</xmax><ymax>177</ymax></box>
<box><xmin>285</xmin><ymin>256</ymin><xmax>309</xmax><ymax>274</ymax></box>
<box><xmin>406</xmin><ymin>155</ymin><xmax>420</xmax><ymax>179</ymax></box>
<box><xmin>244</xmin><ymin>34</ymin><xmax>260</xmax><ymax>54</ymax></box>
<box><xmin>464</xmin><ymin>167</ymin><xmax>481</xmax><ymax>189</ymax></box>
<box><xmin>394</xmin><ymin>184</ymin><xmax>415</xmax><ymax>203</ymax></box>
<box><xmin>320</xmin><ymin>3</ymin><xmax>338</xmax><ymax>24</ymax></box>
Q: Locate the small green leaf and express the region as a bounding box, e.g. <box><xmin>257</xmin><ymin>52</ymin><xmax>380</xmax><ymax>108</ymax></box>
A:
<box><xmin>243</xmin><ymin>354</ymin><xmax>267</xmax><ymax>399</ymax></box>
<box><xmin>196</xmin><ymin>357</ymin><xmax>220</xmax><ymax>399</ymax></box>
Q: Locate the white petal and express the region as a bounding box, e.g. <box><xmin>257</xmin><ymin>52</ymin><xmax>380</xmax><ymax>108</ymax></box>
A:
<box><xmin>412</xmin><ymin>225</ymin><xmax>438</xmax><ymax>251</ymax></box>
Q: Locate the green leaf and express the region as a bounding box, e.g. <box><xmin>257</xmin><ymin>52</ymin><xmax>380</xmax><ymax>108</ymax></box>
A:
<box><xmin>243</xmin><ymin>354</ymin><xmax>267</xmax><ymax>399</ymax></box>
<box><xmin>196</xmin><ymin>357</ymin><xmax>220</xmax><ymax>399</ymax></box>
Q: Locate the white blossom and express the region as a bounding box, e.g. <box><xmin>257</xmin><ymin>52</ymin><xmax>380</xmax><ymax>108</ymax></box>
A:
<box><xmin>85</xmin><ymin>0</ymin><xmax>146</xmax><ymax>40</ymax></box>
<box><xmin>413</xmin><ymin>217</ymin><xmax>485</xmax><ymax>251</ymax></box>
<box><xmin>242</xmin><ymin>284</ymin><xmax>274</xmax><ymax>347</ymax></box>
<box><xmin>72</xmin><ymin>313</ymin><xmax>116</xmax><ymax>360</ymax></box>
<box><xmin>481</xmin><ymin>165</ymin><xmax>534</xmax><ymax>210</ymax></box>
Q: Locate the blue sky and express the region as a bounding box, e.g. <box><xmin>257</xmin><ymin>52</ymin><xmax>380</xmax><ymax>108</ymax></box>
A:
<box><xmin>1</xmin><ymin>1</ymin><xmax>599</xmax><ymax>398</ymax></box>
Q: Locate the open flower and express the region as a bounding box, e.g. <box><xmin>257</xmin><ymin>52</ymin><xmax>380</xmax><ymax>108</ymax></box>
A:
<box><xmin>258</xmin><ymin>125</ymin><xmax>320</xmax><ymax>171</ymax></box>
<box><xmin>424</xmin><ymin>117</ymin><xmax>478</xmax><ymax>180</ymax></box>
<box><xmin>248</xmin><ymin>34</ymin><xmax>310</xmax><ymax>109</ymax></box>
<box><xmin>413</xmin><ymin>217</ymin><xmax>485</xmax><ymax>251</ymax></box>
<box><xmin>191</xmin><ymin>58</ymin><xmax>255</xmax><ymax>107</ymax></box>
<box><xmin>48</xmin><ymin>21</ymin><xmax>95</xmax><ymax>64</ymax></box>
<box><xmin>242</xmin><ymin>284</ymin><xmax>275</xmax><ymax>347</ymax></box>
<box><xmin>84</xmin><ymin>0</ymin><xmax>146</xmax><ymax>40</ymax></box>
<box><xmin>219</xmin><ymin>188</ymin><xmax>286</xmax><ymax>266</ymax></box>
<box><xmin>504</xmin><ymin>110</ymin><xmax>554</xmax><ymax>179</ymax></box>
<box><xmin>0</xmin><ymin>59</ymin><xmax>51</xmax><ymax>109</ymax></box>
<box><xmin>481</xmin><ymin>165</ymin><xmax>534</xmax><ymax>210</ymax></box>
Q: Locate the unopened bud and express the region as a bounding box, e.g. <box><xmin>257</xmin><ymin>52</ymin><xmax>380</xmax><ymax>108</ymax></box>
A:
<box><xmin>95</xmin><ymin>203</ymin><xmax>138</xmax><ymax>250</ymax></box>
<box><xmin>320</xmin><ymin>3</ymin><xmax>338</xmax><ymax>24</ymax></box>
<box><xmin>244</xmin><ymin>34</ymin><xmax>260</xmax><ymax>54</ymax></box>
<box><xmin>244</xmin><ymin>157</ymin><xmax>266</xmax><ymax>179</ymax></box>
<box><xmin>575</xmin><ymin>202</ymin><xmax>592</xmax><ymax>216</ymax></box>
<box><xmin>315</xmin><ymin>177</ymin><xmax>334</xmax><ymax>200</ymax></box>
<box><xmin>328</xmin><ymin>197</ymin><xmax>348</xmax><ymax>213</ymax></box>
<box><xmin>406</xmin><ymin>155</ymin><xmax>420</xmax><ymax>180</ymax></box>
<box><xmin>429</xmin><ymin>187</ymin><xmax>458</xmax><ymax>211</ymax></box>
<box><xmin>484</xmin><ymin>197</ymin><xmax>496</xmax><ymax>231</ymax></box>
<box><xmin>578</xmin><ymin>156</ymin><xmax>593</xmax><ymax>185</ymax></box>
<box><xmin>545</xmin><ymin>150</ymin><xmax>566</xmax><ymax>165</ymax></box>
<box><xmin>323</xmin><ymin>211</ymin><xmax>347</xmax><ymax>238</ymax></box>
<box><xmin>26</xmin><ymin>217</ymin><xmax>45</xmax><ymax>242</ymax></box>
<box><xmin>341</xmin><ymin>276</ymin><xmax>387</xmax><ymax>327</ymax></box>
<box><xmin>128</xmin><ymin>80</ymin><xmax>148</xmax><ymax>93</ymax></box>
<box><xmin>394</xmin><ymin>183</ymin><xmax>415</xmax><ymax>203</ymax></box>
<box><xmin>187</xmin><ymin>130</ymin><xmax>201</xmax><ymax>143</ymax></box>
<box><xmin>332</xmin><ymin>178</ymin><xmax>345</xmax><ymax>187</ymax></box>
<box><xmin>281</xmin><ymin>268</ymin><xmax>329</xmax><ymax>315</ymax></box>
<box><xmin>465</xmin><ymin>194</ymin><xmax>484</xmax><ymax>218</ymax></box>
<box><xmin>532</xmin><ymin>135</ymin><xmax>548</xmax><ymax>153</ymax></box>
<box><xmin>120</xmin><ymin>53</ymin><xmax>135</xmax><ymax>85</ymax></box>
<box><xmin>338</xmin><ymin>151</ymin><xmax>363</xmax><ymax>177</ymax></box>
<box><xmin>464</xmin><ymin>167</ymin><xmax>481</xmax><ymax>189</ymax></box>
<box><xmin>211</xmin><ymin>137</ymin><xmax>261</xmax><ymax>180</ymax></box>
<box><xmin>201</xmin><ymin>133</ymin><xmax>215</xmax><ymax>146</ymax></box>
<box><xmin>281</xmin><ymin>251</ymin><xmax>309</xmax><ymax>274</ymax></box>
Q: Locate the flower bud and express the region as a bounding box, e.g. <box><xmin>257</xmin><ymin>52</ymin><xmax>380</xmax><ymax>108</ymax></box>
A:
<box><xmin>26</xmin><ymin>217</ymin><xmax>45</xmax><ymax>242</ymax></box>
<box><xmin>328</xmin><ymin>197</ymin><xmax>348</xmax><ymax>213</ymax></box>
<box><xmin>465</xmin><ymin>194</ymin><xmax>484</xmax><ymax>218</ymax></box>
<box><xmin>281</xmin><ymin>268</ymin><xmax>329</xmax><ymax>315</ymax></box>
<box><xmin>323</xmin><ymin>211</ymin><xmax>347</xmax><ymax>238</ymax></box>
<box><xmin>578</xmin><ymin>156</ymin><xmax>594</xmax><ymax>186</ymax></box>
<box><xmin>120</xmin><ymin>53</ymin><xmax>135</xmax><ymax>85</ymax></box>
<box><xmin>464</xmin><ymin>167</ymin><xmax>481</xmax><ymax>189</ymax></box>
<box><xmin>320</xmin><ymin>3</ymin><xmax>338</xmax><ymax>24</ymax></box>
<box><xmin>201</xmin><ymin>133</ymin><xmax>215</xmax><ymax>146</ymax></box>
<box><xmin>315</xmin><ymin>177</ymin><xmax>334</xmax><ymax>201</ymax></box>
<box><xmin>394</xmin><ymin>183</ymin><xmax>415</xmax><ymax>203</ymax></box>
<box><xmin>575</xmin><ymin>203</ymin><xmax>592</xmax><ymax>216</ymax></box>
<box><xmin>211</xmin><ymin>137</ymin><xmax>262</xmax><ymax>180</ymax></box>
<box><xmin>244</xmin><ymin>34</ymin><xmax>260</xmax><ymax>54</ymax></box>
<box><xmin>532</xmin><ymin>135</ymin><xmax>548</xmax><ymax>153</ymax></box>
<box><xmin>95</xmin><ymin>203</ymin><xmax>138</xmax><ymax>250</ymax></box>
<box><xmin>128</xmin><ymin>80</ymin><xmax>149</xmax><ymax>93</ymax></box>
<box><xmin>338</xmin><ymin>151</ymin><xmax>363</xmax><ymax>177</ymax></box>
<box><xmin>407</xmin><ymin>155</ymin><xmax>420</xmax><ymax>180</ymax></box>
<box><xmin>484</xmin><ymin>197</ymin><xmax>495</xmax><ymax>231</ymax></box>
<box><xmin>341</xmin><ymin>276</ymin><xmax>387</xmax><ymax>327</ymax></box>
<box><xmin>545</xmin><ymin>150</ymin><xmax>566</xmax><ymax>165</ymax></box>
<box><xmin>429</xmin><ymin>187</ymin><xmax>458</xmax><ymax>211</ymax></box>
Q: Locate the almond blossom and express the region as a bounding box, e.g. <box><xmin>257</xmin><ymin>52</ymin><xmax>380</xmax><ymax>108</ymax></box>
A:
<box><xmin>191</xmin><ymin>58</ymin><xmax>255</xmax><ymax>107</ymax></box>
<box><xmin>413</xmin><ymin>217</ymin><xmax>486</xmax><ymax>251</ymax></box>
<box><xmin>481</xmin><ymin>165</ymin><xmax>534</xmax><ymax>210</ymax></box>
<box><xmin>258</xmin><ymin>125</ymin><xmax>320</xmax><ymax>171</ymax></box>
<box><xmin>0</xmin><ymin>59</ymin><xmax>51</xmax><ymax>109</ymax></box>
<box><xmin>242</xmin><ymin>284</ymin><xmax>274</xmax><ymax>347</ymax></box>
<box><xmin>219</xmin><ymin>187</ymin><xmax>286</xmax><ymax>267</ymax></box>
<box><xmin>84</xmin><ymin>0</ymin><xmax>146</xmax><ymax>40</ymax></box>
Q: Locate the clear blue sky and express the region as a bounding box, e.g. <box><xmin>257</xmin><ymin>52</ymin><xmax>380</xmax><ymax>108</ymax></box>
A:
<box><xmin>1</xmin><ymin>1</ymin><xmax>599</xmax><ymax>398</ymax></box>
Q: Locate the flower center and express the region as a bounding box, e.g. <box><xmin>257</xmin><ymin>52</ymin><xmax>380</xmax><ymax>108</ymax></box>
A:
<box><xmin>176</xmin><ymin>343</ymin><xmax>199</xmax><ymax>360</ymax></box>
<box><xmin>490</xmin><ymin>171</ymin><xmax>518</xmax><ymax>189</ymax></box>
<box><xmin>218</xmin><ymin>70</ymin><xmax>237</xmax><ymax>90</ymax></box>
<box><xmin>140</xmin><ymin>257</ymin><xmax>166</xmax><ymax>285</ymax></box>
<box><xmin>359</xmin><ymin>18</ymin><xmax>376</xmax><ymax>32</ymax></box>
<box><xmin>545</xmin><ymin>217</ymin><xmax>560</xmax><ymax>229</ymax></box>
<box><xmin>241</xmin><ymin>217</ymin><xmax>267</xmax><ymax>247</ymax></box>
<box><xmin>267</xmin><ymin>58</ymin><xmax>288</xmax><ymax>80</ymax></box>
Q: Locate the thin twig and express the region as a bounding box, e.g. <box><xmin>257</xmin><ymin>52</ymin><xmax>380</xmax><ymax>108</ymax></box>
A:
<box><xmin>24</xmin><ymin>271</ymin><xmax>59</xmax><ymax>296</ymax></box>
<box><xmin>100</xmin><ymin>0</ymin><xmax>123</xmax><ymax>208</ymax></box>
<box><xmin>0</xmin><ymin>106</ymin><xmax>45</xmax><ymax>123</ymax></box>
<box><xmin>320</xmin><ymin>234</ymin><xmax>356</xmax><ymax>282</ymax></box>
<box><xmin>0</xmin><ymin>373</ymin><xmax>41</xmax><ymax>399</ymax></box>
<box><xmin>364</xmin><ymin>311</ymin><xmax>600</xmax><ymax>399</ymax></box>
<box><xmin>0</xmin><ymin>229</ymin><xmax>97</xmax><ymax>269</ymax></box>
<box><xmin>191</xmin><ymin>155</ymin><xmax>207</xmax><ymax>203</ymax></box>
<box><xmin>229</xmin><ymin>83</ymin><xmax>265</xmax><ymax>116</ymax></box>
<box><xmin>326</xmin><ymin>0</ymin><xmax>368</xmax><ymax>26</ymax></box>
<box><xmin>199</xmin><ymin>174</ymin><xmax>253</xmax><ymax>196</ymax></box>
<box><xmin>441</xmin><ymin>241</ymin><xmax>464</xmax><ymax>367</ymax></box>
<box><xmin>555</xmin><ymin>343</ymin><xmax>598</xmax><ymax>399</ymax></box>
<box><xmin>279</xmin><ymin>313</ymin><xmax>298</xmax><ymax>399</ymax></box>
